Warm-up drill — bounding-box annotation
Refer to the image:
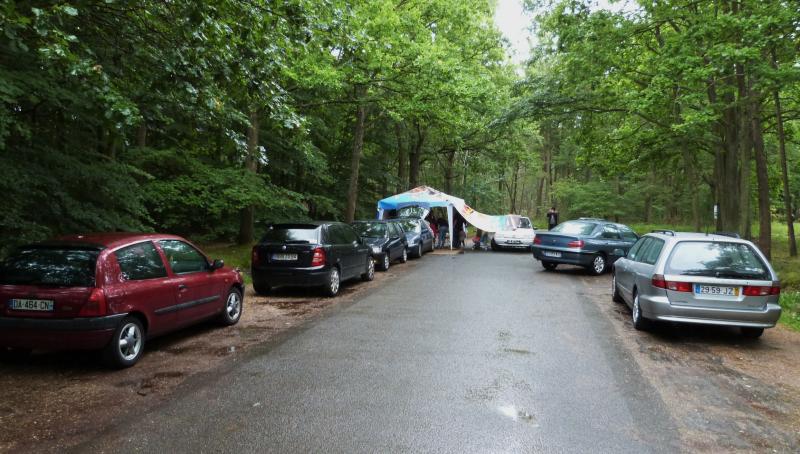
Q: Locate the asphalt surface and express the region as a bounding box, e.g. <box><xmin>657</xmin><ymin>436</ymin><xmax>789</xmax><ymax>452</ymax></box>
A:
<box><xmin>79</xmin><ymin>251</ymin><xmax>680</xmax><ymax>453</ymax></box>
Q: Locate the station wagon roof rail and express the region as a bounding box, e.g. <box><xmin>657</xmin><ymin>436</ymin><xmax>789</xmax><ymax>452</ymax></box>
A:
<box><xmin>713</xmin><ymin>231</ymin><xmax>741</xmax><ymax>239</ymax></box>
<box><xmin>651</xmin><ymin>229</ymin><xmax>675</xmax><ymax>236</ymax></box>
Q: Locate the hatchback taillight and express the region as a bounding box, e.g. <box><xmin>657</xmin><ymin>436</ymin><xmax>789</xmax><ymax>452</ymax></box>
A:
<box><xmin>251</xmin><ymin>247</ymin><xmax>259</xmax><ymax>266</ymax></box>
<box><xmin>567</xmin><ymin>240</ymin><xmax>584</xmax><ymax>248</ymax></box>
<box><xmin>533</xmin><ymin>236</ymin><xmax>542</xmax><ymax>245</ymax></box>
<box><xmin>651</xmin><ymin>274</ymin><xmax>692</xmax><ymax>292</ymax></box>
<box><xmin>79</xmin><ymin>288</ymin><xmax>107</xmax><ymax>317</ymax></box>
<box><xmin>743</xmin><ymin>284</ymin><xmax>781</xmax><ymax>296</ymax></box>
<box><xmin>311</xmin><ymin>247</ymin><xmax>326</xmax><ymax>267</ymax></box>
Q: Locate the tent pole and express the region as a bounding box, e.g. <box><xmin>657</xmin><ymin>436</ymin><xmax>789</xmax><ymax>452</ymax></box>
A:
<box><xmin>447</xmin><ymin>205</ymin><xmax>454</xmax><ymax>250</ymax></box>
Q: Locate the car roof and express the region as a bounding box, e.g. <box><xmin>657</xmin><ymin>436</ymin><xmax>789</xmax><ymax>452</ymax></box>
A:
<box><xmin>53</xmin><ymin>232</ymin><xmax>186</xmax><ymax>250</ymax></box>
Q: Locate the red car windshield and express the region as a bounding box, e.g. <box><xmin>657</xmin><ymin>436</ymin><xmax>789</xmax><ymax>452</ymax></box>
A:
<box><xmin>0</xmin><ymin>247</ymin><xmax>99</xmax><ymax>287</ymax></box>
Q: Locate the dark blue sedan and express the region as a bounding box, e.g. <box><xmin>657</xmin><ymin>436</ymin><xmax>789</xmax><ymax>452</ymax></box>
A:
<box><xmin>532</xmin><ymin>218</ymin><xmax>639</xmax><ymax>275</ymax></box>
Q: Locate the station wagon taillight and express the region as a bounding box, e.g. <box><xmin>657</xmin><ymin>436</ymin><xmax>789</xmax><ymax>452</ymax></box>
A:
<box><xmin>79</xmin><ymin>288</ymin><xmax>107</xmax><ymax>317</ymax></box>
<box><xmin>567</xmin><ymin>240</ymin><xmax>584</xmax><ymax>248</ymax></box>
<box><xmin>743</xmin><ymin>284</ymin><xmax>781</xmax><ymax>296</ymax></box>
<box><xmin>651</xmin><ymin>274</ymin><xmax>692</xmax><ymax>292</ymax></box>
<box><xmin>311</xmin><ymin>247</ymin><xmax>326</xmax><ymax>267</ymax></box>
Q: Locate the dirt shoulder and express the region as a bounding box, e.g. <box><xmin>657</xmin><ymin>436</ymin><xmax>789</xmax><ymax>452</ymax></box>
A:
<box><xmin>579</xmin><ymin>273</ymin><xmax>800</xmax><ymax>452</ymax></box>
<box><xmin>0</xmin><ymin>261</ymin><xmax>417</xmax><ymax>454</ymax></box>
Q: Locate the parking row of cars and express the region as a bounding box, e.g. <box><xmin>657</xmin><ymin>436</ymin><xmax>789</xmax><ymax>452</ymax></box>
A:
<box><xmin>0</xmin><ymin>218</ymin><xmax>436</xmax><ymax>368</ymax></box>
<box><xmin>531</xmin><ymin>218</ymin><xmax>782</xmax><ymax>338</ymax></box>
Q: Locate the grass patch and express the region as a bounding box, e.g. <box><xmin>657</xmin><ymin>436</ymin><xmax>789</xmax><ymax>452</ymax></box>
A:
<box><xmin>779</xmin><ymin>292</ymin><xmax>800</xmax><ymax>332</ymax></box>
<box><xmin>197</xmin><ymin>242</ymin><xmax>255</xmax><ymax>284</ymax></box>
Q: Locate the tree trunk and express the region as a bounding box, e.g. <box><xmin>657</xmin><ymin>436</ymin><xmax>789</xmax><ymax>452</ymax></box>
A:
<box><xmin>737</xmin><ymin>62</ymin><xmax>752</xmax><ymax>239</ymax></box>
<box><xmin>772</xmin><ymin>52</ymin><xmax>797</xmax><ymax>256</ymax></box>
<box><xmin>395</xmin><ymin>122</ymin><xmax>407</xmax><ymax>193</ymax></box>
<box><xmin>751</xmin><ymin>97</ymin><xmax>771</xmax><ymax>259</ymax></box>
<box><xmin>408</xmin><ymin>122</ymin><xmax>425</xmax><ymax>188</ymax></box>
<box><xmin>345</xmin><ymin>85</ymin><xmax>368</xmax><ymax>223</ymax></box>
<box><xmin>444</xmin><ymin>150</ymin><xmax>456</xmax><ymax>194</ymax></box>
<box><xmin>238</xmin><ymin>109</ymin><xmax>259</xmax><ymax>245</ymax></box>
<box><xmin>136</xmin><ymin>122</ymin><xmax>147</xmax><ymax>148</ymax></box>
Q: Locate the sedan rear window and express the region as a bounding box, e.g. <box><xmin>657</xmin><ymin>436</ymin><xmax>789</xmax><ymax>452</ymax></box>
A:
<box><xmin>261</xmin><ymin>225</ymin><xmax>320</xmax><ymax>244</ymax></box>
<box><xmin>0</xmin><ymin>247</ymin><xmax>99</xmax><ymax>287</ymax></box>
<box><xmin>397</xmin><ymin>220</ymin><xmax>421</xmax><ymax>233</ymax></box>
<box><xmin>665</xmin><ymin>241</ymin><xmax>770</xmax><ymax>280</ymax></box>
<box><xmin>551</xmin><ymin>221</ymin><xmax>596</xmax><ymax>236</ymax></box>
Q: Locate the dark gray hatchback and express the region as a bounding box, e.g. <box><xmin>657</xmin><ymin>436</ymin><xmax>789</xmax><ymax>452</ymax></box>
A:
<box><xmin>532</xmin><ymin>219</ymin><xmax>639</xmax><ymax>275</ymax></box>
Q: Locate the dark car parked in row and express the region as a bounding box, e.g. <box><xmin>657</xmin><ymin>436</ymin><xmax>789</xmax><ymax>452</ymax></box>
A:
<box><xmin>251</xmin><ymin>222</ymin><xmax>374</xmax><ymax>297</ymax></box>
<box><xmin>0</xmin><ymin>233</ymin><xmax>244</xmax><ymax>368</ymax></box>
<box><xmin>390</xmin><ymin>217</ymin><xmax>434</xmax><ymax>258</ymax></box>
<box><xmin>351</xmin><ymin>220</ymin><xmax>408</xmax><ymax>271</ymax></box>
<box><xmin>532</xmin><ymin>218</ymin><xmax>639</xmax><ymax>275</ymax></box>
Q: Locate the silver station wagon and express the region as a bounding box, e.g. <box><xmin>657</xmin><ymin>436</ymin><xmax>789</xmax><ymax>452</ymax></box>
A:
<box><xmin>612</xmin><ymin>231</ymin><xmax>782</xmax><ymax>338</ymax></box>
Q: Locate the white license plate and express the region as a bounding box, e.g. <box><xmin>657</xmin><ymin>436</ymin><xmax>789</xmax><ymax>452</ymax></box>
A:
<box><xmin>506</xmin><ymin>240</ymin><xmax>522</xmax><ymax>244</ymax></box>
<box><xmin>272</xmin><ymin>253</ymin><xmax>298</xmax><ymax>261</ymax></box>
<box><xmin>542</xmin><ymin>251</ymin><xmax>561</xmax><ymax>258</ymax></box>
<box><xmin>9</xmin><ymin>299</ymin><xmax>54</xmax><ymax>312</ymax></box>
<box><xmin>694</xmin><ymin>285</ymin><xmax>740</xmax><ymax>297</ymax></box>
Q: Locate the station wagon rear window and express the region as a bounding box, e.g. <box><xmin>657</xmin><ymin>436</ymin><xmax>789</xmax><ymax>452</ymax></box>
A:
<box><xmin>0</xmin><ymin>247</ymin><xmax>99</xmax><ymax>287</ymax></box>
<box><xmin>261</xmin><ymin>225</ymin><xmax>320</xmax><ymax>243</ymax></box>
<box><xmin>665</xmin><ymin>241</ymin><xmax>770</xmax><ymax>280</ymax></box>
<box><xmin>551</xmin><ymin>221</ymin><xmax>596</xmax><ymax>236</ymax></box>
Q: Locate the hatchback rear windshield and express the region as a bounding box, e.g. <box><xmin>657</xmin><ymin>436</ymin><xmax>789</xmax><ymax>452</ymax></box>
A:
<box><xmin>352</xmin><ymin>223</ymin><xmax>387</xmax><ymax>238</ymax></box>
<box><xmin>397</xmin><ymin>220</ymin><xmax>420</xmax><ymax>233</ymax></box>
<box><xmin>518</xmin><ymin>217</ymin><xmax>532</xmax><ymax>229</ymax></box>
<box><xmin>0</xmin><ymin>247</ymin><xmax>99</xmax><ymax>287</ymax></box>
<box><xmin>665</xmin><ymin>241</ymin><xmax>770</xmax><ymax>280</ymax></box>
<box><xmin>261</xmin><ymin>226</ymin><xmax>320</xmax><ymax>244</ymax></box>
<box><xmin>551</xmin><ymin>221</ymin><xmax>596</xmax><ymax>236</ymax></box>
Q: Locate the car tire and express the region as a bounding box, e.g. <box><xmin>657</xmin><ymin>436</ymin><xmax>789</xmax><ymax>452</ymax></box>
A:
<box><xmin>590</xmin><ymin>254</ymin><xmax>607</xmax><ymax>275</ymax></box>
<box><xmin>542</xmin><ymin>261</ymin><xmax>557</xmax><ymax>271</ymax></box>
<box><xmin>218</xmin><ymin>288</ymin><xmax>243</xmax><ymax>326</ymax></box>
<box><xmin>361</xmin><ymin>257</ymin><xmax>375</xmax><ymax>281</ymax></box>
<box><xmin>103</xmin><ymin>316</ymin><xmax>145</xmax><ymax>369</ymax></box>
<box><xmin>400</xmin><ymin>248</ymin><xmax>408</xmax><ymax>263</ymax></box>
<box><xmin>323</xmin><ymin>267</ymin><xmax>341</xmax><ymax>297</ymax></box>
<box><xmin>412</xmin><ymin>244</ymin><xmax>423</xmax><ymax>258</ymax></box>
<box><xmin>631</xmin><ymin>291</ymin><xmax>650</xmax><ymax>331</ymax></box>
<box><xmin>491</xmin><ymin>239</ymin><xmax>499</xmax><ymax>251</ymax></box>
<box><xmin>740</xmin><ymin>327</ymin><xmax>764</xmax><ymax>339</ymax></box>
<box><xmin>253</xmin><ymin>281</ymin><xmax>270</xmax><ymax>295</ymax></box>
<box><xmin>379</xmin><ymin>254</ymin><xmax>390</xmax><ymax>271</ymax></box>
<box><xmin>612</xmin><ymin>273</ymin><xmax>624</xmax><ymax>303</ymax></box>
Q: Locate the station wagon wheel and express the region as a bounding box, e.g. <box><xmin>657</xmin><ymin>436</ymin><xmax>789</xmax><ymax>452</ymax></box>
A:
<box><xmin>590</xmin><ymin>254</ymin><xmax>607</xmax><ymax>275</ymax></box>
<box><xmin>103</xmin><ymin>316</ymin><xmax>145</xmax><ymax>368</ymax></box>
<box><xmin>740</xmin><ymin>327</ymin><xmax>764</xmax><ymax>339</ymax></box>
<box><xmin>218</xmin><ymin>288</ymin><xmax>243</xmax><ymax>326</ymax></box>
<box><xmin>362</xmin><ymin>256</ymin><xmax>375</xmax><ymax>281</ymax></box>
<box><xmin>416</xmin><ymin>244</ymin><xmax>423</xmax><ymax>258</ymax></box>
<box><xmin>400</xmin><ymin>248</ymin><xmax>408</xmax><ymax>263</ymax></box>
<box><xmin>324</xmin><ymin>267</ymin><xmax>340</xmax><ymax>297</ymax></box>
<box><xmin>631</xmin><ymin>292</ymin><xmax>650</xmax><ymax>331</ymax></box>
<box><xmin>381</xmin><ymin>254</ymin><xmax>390</xmax><ymax>271</ymax></box>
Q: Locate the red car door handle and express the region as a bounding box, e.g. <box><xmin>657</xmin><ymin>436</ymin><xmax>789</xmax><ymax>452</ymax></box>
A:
<box><xmin>178</xmin><ymin>284</ymin><xmax>187</xmax><ymax>290</ymax></box>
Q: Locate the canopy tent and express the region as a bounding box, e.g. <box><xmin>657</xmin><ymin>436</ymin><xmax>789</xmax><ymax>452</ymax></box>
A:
<box><xmin>376</xmin><ymin>186</ymin><xmax>520</xmax><ymax>249</ymax></box>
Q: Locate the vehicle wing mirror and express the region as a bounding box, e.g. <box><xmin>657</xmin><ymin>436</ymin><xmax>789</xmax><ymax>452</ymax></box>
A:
<box><xmin>210</xmin><ymin>259</ymin><xmax>224</xmax><ymax>270</ymax></box>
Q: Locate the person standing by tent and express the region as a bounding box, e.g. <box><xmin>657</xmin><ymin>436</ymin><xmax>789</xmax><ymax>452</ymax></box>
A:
<box><xmin>429</xmin><ymin>216</ymin><xmax>438</xmax><ymax>245</ymax></box>
<box><xmin>546</xmin><ymin>207</ymin><xmax>559</xmax><ymax>230</ymax></box>
<box><xmin>436</xmin><ymin>217</ymin><xmax>447</xmax><ymax>248</ymax></box>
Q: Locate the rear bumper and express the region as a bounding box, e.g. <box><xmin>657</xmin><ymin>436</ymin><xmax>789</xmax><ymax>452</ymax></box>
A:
<box><xmin>639</xmin><ymin>295</ymin><xmax>782</xmax><ymax>328</ymax></box>
<box><xmin>252</xmin><ymin>266</ymin><xmax>330</xmax><ymax>289</ymax></box>
<box><xmin>0</xmin><ymin>313</ymin><xmax>126</xmax><ymax>350</ymax></box>
<box><xmin>532</xmin><ymin>246</ymin><xmax>594</xmax><ymax>266</ymax></box>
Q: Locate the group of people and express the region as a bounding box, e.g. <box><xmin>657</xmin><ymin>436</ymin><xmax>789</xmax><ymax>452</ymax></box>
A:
<box><xmin>426</xmin><ymin>211</ymin><xmax>468</xmax><ymax>249</ymax></box>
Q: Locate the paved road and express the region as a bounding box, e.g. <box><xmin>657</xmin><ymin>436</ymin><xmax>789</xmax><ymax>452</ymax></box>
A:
<box><xmin>80</xmin><ymin>251</ymin><xmax>680</xmax><ymax>453</ymax></box>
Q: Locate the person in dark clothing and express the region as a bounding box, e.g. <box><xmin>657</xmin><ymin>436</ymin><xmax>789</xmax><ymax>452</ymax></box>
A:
<box><xmin>437</xmin><ymin>216</ymin><xmax>448</xmax><ymax>248</ymax></box>
<box><xmin>546</xmin><ymin>207</ymin><xmax>559</xmax><ymax>230</ymax></box>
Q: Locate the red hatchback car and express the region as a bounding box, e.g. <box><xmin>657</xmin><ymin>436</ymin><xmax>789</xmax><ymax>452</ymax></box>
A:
<box><xmin>0</xmin><ymin>233</ymin><xmax>244</xmax><ymax>368</ymax></box>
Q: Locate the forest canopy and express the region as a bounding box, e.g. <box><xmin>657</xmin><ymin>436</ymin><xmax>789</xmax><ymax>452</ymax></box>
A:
<box><xmin>1</xmin><ymin>0</ymin><xmax>798</xmax><ymax>258</ymax></box>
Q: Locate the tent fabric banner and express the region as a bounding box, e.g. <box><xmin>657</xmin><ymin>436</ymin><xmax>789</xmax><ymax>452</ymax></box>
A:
<box><xmin>376</xmin><ymin>186</ymin><xmax>518</xmax><ymax>233</ymax></box>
